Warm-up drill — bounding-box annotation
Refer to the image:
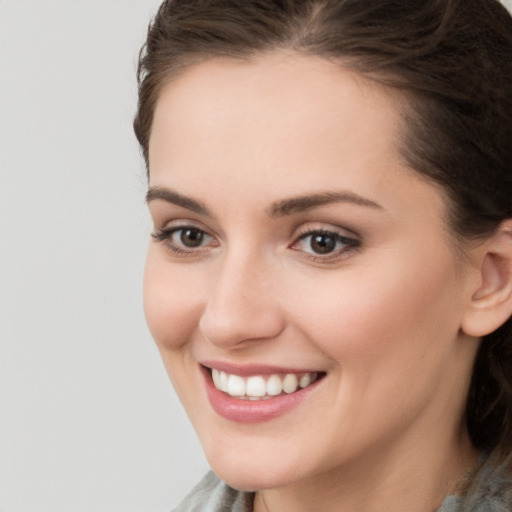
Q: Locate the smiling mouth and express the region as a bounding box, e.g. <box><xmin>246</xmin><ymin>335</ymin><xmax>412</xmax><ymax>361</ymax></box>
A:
<box><xmin>207</xmin><ymin>367</ymin><xmax>324</xmax><ymax>401</ymax></box>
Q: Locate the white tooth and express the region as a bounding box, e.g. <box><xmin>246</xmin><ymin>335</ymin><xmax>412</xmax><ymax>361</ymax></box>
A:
<box><xmin>282</xmin><ymin>374</ymin><xmax>298</xmax><ymax>394</ymax></box>
<box><xmin>227</xmin><ymin>374</ymin><xmax>245</xmax><ymax>397</ymax></box>
<box><xmin>219</xmin><ymin>371</ymin><xmax>229</xmax><ymax>392</ymax></box>
<box><xmin>211</xmin><ymin>368</ymin><xmax>220</xmax><ymax>388</ymax></box>
<box><xmin>246</xmin><ymin>376</ymin><xmax>266</xmax><ymax>397</ymax></box>
<box><xmin>299</xmin><ymin>373</ymin><xmax>311</xmax><ymax>388</ymax></box>
<box><xmin>266</xmin><ymin>374</ymin><xmax>282</xmax><ymax>396</ymax></box>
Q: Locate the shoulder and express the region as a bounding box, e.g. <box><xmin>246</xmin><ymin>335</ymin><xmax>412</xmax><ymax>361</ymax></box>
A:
<box><xmin>461</xmin><ymin>455</ymin><xmax>512</xmax><ymax>512</ymax></box>
<box><xmin>438</xmin><ymin>454</ymin><xmax>512</xmax><ymax>512</ymax></box>
<box><xmin>171</xmin><ymin>472</ymin><xmax>254</xmax><ymax>512</ymax></box>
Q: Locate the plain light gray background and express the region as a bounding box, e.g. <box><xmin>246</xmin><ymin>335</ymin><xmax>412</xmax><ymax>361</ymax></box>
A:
<box><xmin>0</xmin><ymin>1</ymin><xmax>208</xmax><ymax>511</ymax></box>
<box><xmin>1</xmin><ymin>1</ymin><xmax>512</xmax><ymax>511</ymax></box>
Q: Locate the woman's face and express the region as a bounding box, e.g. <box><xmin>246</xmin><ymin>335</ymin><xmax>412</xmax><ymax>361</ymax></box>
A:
<box><xmin>145</xmin><ymin>53</ymin><xmax>480</xmax><ymax>491</ymax></box>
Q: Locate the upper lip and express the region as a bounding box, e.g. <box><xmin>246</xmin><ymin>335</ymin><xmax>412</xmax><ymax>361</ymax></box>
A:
<box><xmin>200</xmin><ymin>360</ymin><xmax>325</xmax><ymax>376</ymax></box>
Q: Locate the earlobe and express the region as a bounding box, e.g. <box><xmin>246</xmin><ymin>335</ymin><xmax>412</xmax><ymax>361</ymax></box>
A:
<box><xmin>461</xmin><ymin>221</ymin><xmax>512</xmax><ymax>338</ymax></box>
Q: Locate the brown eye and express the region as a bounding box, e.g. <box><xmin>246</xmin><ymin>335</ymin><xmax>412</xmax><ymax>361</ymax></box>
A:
<box><xmin>151</xmin><ymin>225</ymin><xmax>216</xmax><ymax>254</ymax></box>
<box><xmin>292</xmin><ymin>229</ymin><xmax>360</xmax><ymax>260</ymax></box>
<box><xmin>310</xmin><ymin>233</ymin><xmax>336</xmax><ymax>254</ymax></box>
<box><xmin>180</xmin><ymin>228</ymin><xmax>204</xmax><ymax>247</ymax></box>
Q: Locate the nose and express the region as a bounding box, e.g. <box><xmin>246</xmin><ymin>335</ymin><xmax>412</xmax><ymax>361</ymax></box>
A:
<box><xmin>198</xmin><ymin>252</ymin><xmax>285</xmax><ymax>349</ymax></box>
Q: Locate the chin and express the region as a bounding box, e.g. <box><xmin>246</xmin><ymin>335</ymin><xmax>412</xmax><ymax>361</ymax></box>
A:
<box><xmin>210</xmin><ymin>461</ymin><xmax>296</xmax><ymax>492</ymax></box>
<box><xmin>201</xmin><ymin>436</ymin><xmax>313</xmax><ymax>492</ymax></box>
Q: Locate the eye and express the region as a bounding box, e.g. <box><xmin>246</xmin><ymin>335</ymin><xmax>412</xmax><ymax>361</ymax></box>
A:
<box><xmin>152</xmin><ymin>224</ymin><xmax>217</xmax><ymax>255</ymax></box>
<box><xmin>292</xmin><ymin>229</ymin><xmax>360</xmax><ymax>259</ymax></box>
<box><xmin>307</xmin><ymin>232</ymin><xmax>338</xmax><ymax>254</ymax></box>
<box><xmin>176</xmin><ymin>227</ymin><xmax>206</xmax><ymax>247</ymax></box>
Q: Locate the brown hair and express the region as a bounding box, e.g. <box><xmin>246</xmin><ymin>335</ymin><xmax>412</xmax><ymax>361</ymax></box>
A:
<box><xmin>134</xmin><ymin>0</ymin><xmax>512</xmax><ymax>473</ymax></box>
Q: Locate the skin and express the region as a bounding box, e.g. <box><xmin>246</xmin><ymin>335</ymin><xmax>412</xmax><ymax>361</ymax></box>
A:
<box><xmin>144</xmin><ymin>53</ymin><xmax>483</xmax><ymax>512</ymax></box>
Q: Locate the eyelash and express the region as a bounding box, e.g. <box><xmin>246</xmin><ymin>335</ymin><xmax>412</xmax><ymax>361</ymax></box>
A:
<box><xmin>291</xmin><ymin>229</ymin><xmax>361</xmax><ymax>262</ymax></box>
<box><xmin>151</xmin><ymin>225</ymin><xmax>217</xmax><ymax>256</ymax></box>
<box><xmin>151</xmin><ymin>225</ymin><xmax>361</xmax><ymax>262</ymax></box>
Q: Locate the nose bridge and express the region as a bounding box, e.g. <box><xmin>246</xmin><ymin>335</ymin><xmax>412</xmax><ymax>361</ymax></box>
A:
<box><xmin>199</xmin><ymin>244</ymin><xmax>284</xmax><ymax>348</ymax></box>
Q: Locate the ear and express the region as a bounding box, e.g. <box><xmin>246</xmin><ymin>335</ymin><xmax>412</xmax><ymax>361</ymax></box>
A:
<box><xmin>461</xmin><ymin>220</ymin><xmax>512</xmax><ymax>337</ymax></box>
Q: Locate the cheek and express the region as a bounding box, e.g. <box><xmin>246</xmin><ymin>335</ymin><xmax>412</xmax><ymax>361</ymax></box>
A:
<box><xmin>283</xmin><ymin>250</ymin><xmax>468</xmax><ymax>442</ymax></box>
<box><xmin>290</xmin><ymin>247</ymin><xmax>464</xmax><ymax>373</ymax></box>
<box><xmin>143</xmin><ymin>249</ymin><xmax>205</xmax><ymax>351</ymax></box>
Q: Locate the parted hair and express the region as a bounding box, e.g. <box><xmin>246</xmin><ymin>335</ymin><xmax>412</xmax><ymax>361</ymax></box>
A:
<box><xmin>134</xmin><ymin>0</ymin><xmax>512</xmax><ymax>477</ymax></box>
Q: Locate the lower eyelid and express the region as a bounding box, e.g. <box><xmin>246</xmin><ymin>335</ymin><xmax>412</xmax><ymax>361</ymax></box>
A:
<box><xmin>297</xmin><ymin>241</ymin><xmax>361</xmax><ymax>260</ymax></box>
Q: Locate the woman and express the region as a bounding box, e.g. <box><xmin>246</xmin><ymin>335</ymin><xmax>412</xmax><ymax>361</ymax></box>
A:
<box><xmin>134</xmin><ymin>0</ymin><xmax>512</xmax><ymax>510</ymax></box>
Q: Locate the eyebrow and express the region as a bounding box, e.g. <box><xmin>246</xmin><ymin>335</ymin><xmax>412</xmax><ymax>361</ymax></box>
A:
<box><xmin>146</xmin><ymin>187</ymin><xmax>383</xmax><ymax>217</ymax></box>
<box><xmin>267</xmin><ymin>191</ymin><xmax>383</xmax><ymax>217</ymax></box>
<box><xmin>146</xmin><ymin>187</ymin><xmax>211</xmax><ymax>216</ymax></box>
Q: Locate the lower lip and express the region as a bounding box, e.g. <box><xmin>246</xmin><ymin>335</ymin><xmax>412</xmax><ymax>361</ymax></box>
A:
<box><xmin>201</xmin><ymin>367</ymin><xmax>324</xmax><ymax>423</ymax></box>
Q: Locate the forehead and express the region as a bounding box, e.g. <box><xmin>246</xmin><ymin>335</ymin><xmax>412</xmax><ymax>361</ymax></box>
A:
<box><xmin>149</xmin><ymin>51</ymin><xmax>403</xmax><ymax>175</ymax></box>
<box><xmin>148</xmin><ymin>52</ymin><xmax>448</xmax><ymax>230</ymax></box>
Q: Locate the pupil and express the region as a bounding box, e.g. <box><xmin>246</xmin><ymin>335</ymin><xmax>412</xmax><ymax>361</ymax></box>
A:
<box><xmin>180</xmin><ymin>228</ymin><xmax>203</xmax><ymax>247</ymax></box>
<box><xmin>311</xmin><ymin>233</ymin><xmax>336</xmax><ymax>254</ymax></box>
